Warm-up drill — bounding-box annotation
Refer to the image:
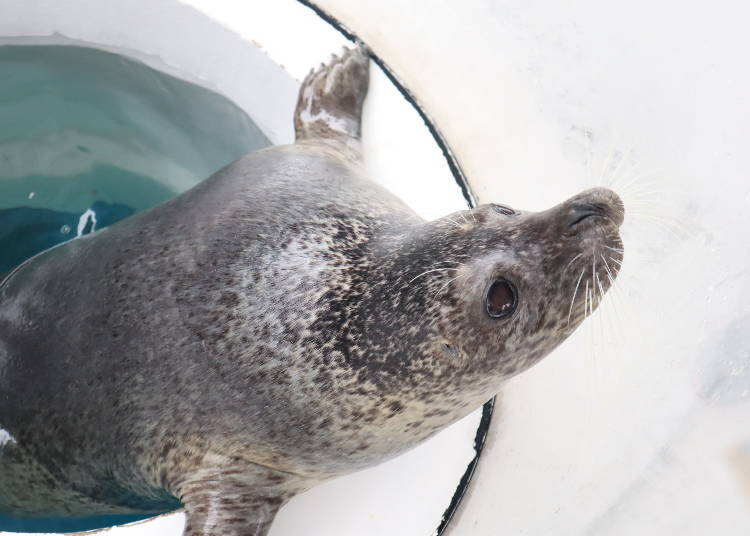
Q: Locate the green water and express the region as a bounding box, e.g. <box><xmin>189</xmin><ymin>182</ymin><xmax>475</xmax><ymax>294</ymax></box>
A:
<box><xmin>0</xmin><ymin>44</ymin><xmax>271</xmax><ymax>532</ymax></box>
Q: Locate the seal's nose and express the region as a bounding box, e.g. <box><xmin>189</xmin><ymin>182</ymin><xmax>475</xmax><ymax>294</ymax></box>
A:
<box><xmin>567</xmin><ymin>187</ymin><xmax>624</xmax><ymax>228</ymax></box>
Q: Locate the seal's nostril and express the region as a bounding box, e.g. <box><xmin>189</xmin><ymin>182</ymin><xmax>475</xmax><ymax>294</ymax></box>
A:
<box><xmin>569</xmin><ymin>202</ymin><xmax>606</xmax><ymax>227</ymax></box>
<box><xmin>566</xmin><ymin>187</ymin><xmax>625</xmax><ymax>228</ymax></box>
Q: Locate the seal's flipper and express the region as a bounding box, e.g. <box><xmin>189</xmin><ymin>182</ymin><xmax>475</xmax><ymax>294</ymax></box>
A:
<box><xmin>294</xmin><ymin>44</ymin><xmax>370</xmax><ymax>144</ymax></box>
<box><xmin>182</xmin><ymin>492</ymin><xmax>279</xmax><ymax>536</ymax></box>
<box><xmin>176</xmin><ymin>463</ymin><xmax>308</xmax><ymax>536</ymax></box>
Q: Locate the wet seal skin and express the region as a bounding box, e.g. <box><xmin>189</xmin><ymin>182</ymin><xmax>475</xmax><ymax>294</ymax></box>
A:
<box><xmin>0</xmin><ymin>45</ymin><xmax>624</xmax><ymax>535</ymax></box>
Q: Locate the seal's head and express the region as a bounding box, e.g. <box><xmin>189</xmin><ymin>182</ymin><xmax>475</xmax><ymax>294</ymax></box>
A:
<box><xmin>380</xmin><ymin>187</ymin><xmax>624</xmax><ymax>399</ymax></box>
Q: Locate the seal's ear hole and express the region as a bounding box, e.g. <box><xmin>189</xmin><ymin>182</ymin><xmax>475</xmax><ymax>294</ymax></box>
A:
<box><xmin>485</xmin><ymin>279</ymin><xmax>517</xmax><ymax>318</ymax></box>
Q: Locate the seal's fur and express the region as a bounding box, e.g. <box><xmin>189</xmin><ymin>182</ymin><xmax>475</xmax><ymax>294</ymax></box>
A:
<box><xmin>0</xmin><ymin>46</ymin><xmax>623</xmax><ymax>535</ymax></box>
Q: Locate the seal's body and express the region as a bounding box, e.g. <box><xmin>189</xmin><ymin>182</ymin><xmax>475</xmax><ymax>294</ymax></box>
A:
<box><xmin>0</xmin><ymin>47</ymin><xmax>624</xmax><ymax>535</ymax></box>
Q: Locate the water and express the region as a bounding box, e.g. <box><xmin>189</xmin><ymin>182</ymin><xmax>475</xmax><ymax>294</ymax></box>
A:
<box><xmin>0</xmin><ymin>44</ymin><xmax>270</xmax><ymax>532</ymax></box>
<box><xmin>0</xmin><ymin>44</ymin><xmax>270</xmax><ymax>274</ymax></box>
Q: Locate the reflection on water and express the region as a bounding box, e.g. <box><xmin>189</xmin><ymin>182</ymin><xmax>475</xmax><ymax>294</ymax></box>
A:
<box><xmin>0</xmin><ymin>200</ymin><xmax>133</xmax><ymax>273</ymax></box>
<box><xmin>0</xmin><ymin>44</ymin><xmax>269</xmax><ymax>532</ymax></box>
<box><xmin>1</xmin><ymin>201</ymin><xmax>143</xmax><ymax>279</ymax></box>
<box><xmin>0</xmin><ymin>163</ymin><xmax>175</xmax><ymax>274</ymax></box>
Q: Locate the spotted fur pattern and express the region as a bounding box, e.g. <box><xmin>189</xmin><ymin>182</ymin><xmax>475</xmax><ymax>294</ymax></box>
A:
<box><xmin>0</xmin><ymin>46</ymin><xmax>623</xmax><ymax>535</ymax></box>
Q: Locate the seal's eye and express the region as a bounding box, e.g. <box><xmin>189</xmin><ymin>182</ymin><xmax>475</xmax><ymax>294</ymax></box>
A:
<box><xmin>485</xmin><ymin>279</ymin><xmax>517</xmax><ymax>318</ymax></box>
<box><xmin>491</xmin><ymin>204</ymin><xmax>517</xmax><ymax>216</ymax></box>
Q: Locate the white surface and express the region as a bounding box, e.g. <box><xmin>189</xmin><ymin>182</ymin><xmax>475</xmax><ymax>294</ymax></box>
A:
<box><xmin>0</xmin><ymin>0</ymin><xmax>479</xmax><ymax>535</ymax></box>
<box><xmin>314</xmin><ymin>0</ymin><xmax>750</xmax><ymax>535</ymax></box>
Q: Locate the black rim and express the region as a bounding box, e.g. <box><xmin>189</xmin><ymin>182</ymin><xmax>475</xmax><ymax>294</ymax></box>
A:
<box><xmin>295</xmin><ymin>2</ymin><xmax>494</xmax><ymax>534</ymax></box>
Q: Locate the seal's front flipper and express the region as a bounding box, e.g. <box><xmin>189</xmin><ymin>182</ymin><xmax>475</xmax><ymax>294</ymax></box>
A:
<box><xmin>294</xmin><ymin>44</ymin><xmax>370</xmax><ymax>144</ymax></box>
<box><xmin>182</xmin><ymin>492</ymin><xmax>279</xmax><ymax>536</ymax></box>
<box><xmin>176</xmin><ymin>464</ymin><xmax>308</xmax><ymax>536</ymax></box>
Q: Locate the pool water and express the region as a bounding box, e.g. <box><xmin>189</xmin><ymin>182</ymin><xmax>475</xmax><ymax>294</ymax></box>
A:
<box><xmin>0</xmin><ymin>44</ymin><xmax>270</xmax><ymax>532</ymax></box>
<box><xmin>0</xmin><ymin>44</ymin><xmax>270</xmax><ymax>273</ymax></box>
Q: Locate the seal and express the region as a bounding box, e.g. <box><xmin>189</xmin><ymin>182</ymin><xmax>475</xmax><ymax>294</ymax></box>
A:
<box><xmin>0</xmin><ymin>45</ymin><xmax>624</xmax><ymax>535</ymax></box>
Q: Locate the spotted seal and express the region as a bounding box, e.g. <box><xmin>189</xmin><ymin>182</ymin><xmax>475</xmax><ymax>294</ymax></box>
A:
<box><xmin>0</xmin><ymin>45</ymin><xmax>624</xmax><ymax>535</ymax></box>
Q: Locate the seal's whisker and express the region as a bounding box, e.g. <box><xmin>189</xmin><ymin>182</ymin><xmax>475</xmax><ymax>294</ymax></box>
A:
<box><xmin>591</xmin><ymin>256</ymin><xmax>597</xmax><ymax>307</ymax></box>
<box><xmin>609</xmin><ymin>256</ymin><xmax>623</xmax><ymax>267</ymax></box>
<box><xmin>619</xmin><ymin>187</ymin><xmax>669</xmax><ymax>205</ymax></box>
<box><xmin>628</xmin><ymin>209</ymin><xmax>690</xmax><ymax>230</ymax></box>
<box><xmin>583</xmin><ymin>279</ymin><xmax>591</xmax><ymax>320</ymax></box>
<box><xmin>621</xmin><ymin>189</ymin><xmax>669</xmax><ymax>200</ymax></box>
<box><xmin>606</xmin><ymin>156</ymin><xmax>665</xmax><ymax>192</ymax></box>
<box><xmin>626</xmin><ymin>210</ymin><xmax>693</xmax><ymax>239</ymax></box>
<box><xmin>442</xmin><ymin>217</ymin><xmax>463</xmax><ymax>229</ymax></box>
<box><xmin>628</xmin><ymin>216</ymin><xmax>692</xmax><ymax>241</ymax></box>
<box><xmin>595</xmin><ymin>270</ymin><xmax>608</xmax><ymax>320</ymax></box>
<box><xmin>611</xmin><ymin>169</ymin><xmax>649</xmax><ymax>194</ymax></box>
<box><xmin>563</xmin><ymin>253</ymin><xmax>584</xmax><ymax>274</ymax></box>
<box><xmin>625</xmin><ymin>198</ymin><xmax>678</xmax><ymax>212</ymax></box>
<box><xmin>407</xmin><ymin>267</ymin><xmax>456</xmax><ymax>285</ymax></box>
<box><xmin>593</xmin><ymin>269</ymin><xmax>609</xmax><ymax>375</ymax></box>
<box><xmin>601</xmin><ymin>289</ymin><xmax>623</xmax><ymax>344</ymax></box>
<box><xmin>615</xmin><ymin>168</ymin><xmax>668</xmax><ymax>195</ymax></box>
<box><xmin>603</xmin><ymin>245</ymin><xmax>624</xmax><ymax>253</ymax></box>
<box><xmin>586</xmin><ymin>280</ymin><xmax>598</xmax><ymax>378</ymax></box>
<box><xmin>626</xmin><ymin>211</ymin><xmax>685</xmax><ymax>236</ymax></box>
<box><xmin>603</xmin><ymin>254</ymin><xmax>631</xmax><ymax>333</ymax></box>
<box><xmin>582</xmin><ymin>281</ymin><xmax>588</xmax><ymax>321</ymax></box>
<box><xmin>567</xmin><ymin>269</ymin><xmax>586</xmax><ymax>326</ymax></box>
<box><xmin>433</xmin><ymin>273</ymin><xmax>467</xmax><ymax>299</ymax></box>
<box><xmin>614</xmin><ymin>167</ymin><xmax>667</xmax><ymax>196</ymax></box>
<box><xmin>595</xmin><ymin>270</ymin><xmax>606</xmax><ymax>305</ymax></box>
<box><xmin>600</xmin><ymin>254</ymin><xmax>617</xmax><ymax>284</ymax></box>
<box><xmin>600</xmin><ymin>255</ymin><xmax>627</xmax><ymax>345</ymax></box>
<box><xmin>589</xmin><ymin>285</ymin><xmax>595</xmax><ymax>317</ymax></box>
<box><xmin>591</xmin><ymin>258</ymin><xmax>600</xmax><ymax>312</ymax></box>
